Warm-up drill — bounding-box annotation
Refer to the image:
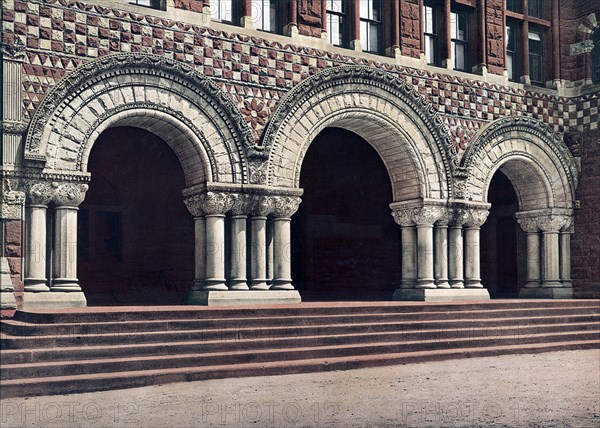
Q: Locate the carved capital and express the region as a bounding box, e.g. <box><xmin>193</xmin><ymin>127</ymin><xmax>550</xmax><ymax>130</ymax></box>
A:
<box><xmin>462</xmin><ymin>208</ymin><xmax>489</xmax><ymax>228</ymax></box>
<box><xmin>54</xmin><ymin>183</ymin><xmax>89</xmax><ymax>207</ymax></box>
<box><xmin>391</xmin><ymin>207</ymin><xmax>415</xmax><ymax>227</ymax></box>
<box><xmin>538</xmin><ymin>215</ymin><xmax>570</xmax><ymax>233</ymax></box>
<box><xmin>25</xmin><ymin>180</ymin><xmax>56</xmax><ymax>206</ymax></box>
<box><xmin>199</xmin><ymin>192</ymin><xmax>234</xmax><ymax>216</ymax></box>
<box><xmin>183</xmin><ymin>194</ymin><xmax>204</xmax><ymax>217</ymax></box>
<box><xmin>516</xmin><ymin>216</ymin><xmax>541</xmax><ymax>233</ymax></box>
<box><xmin>271</xmin><ymin>196</ymin><xmax>301</xmax><ymax>218</ymax></box>
<box><xmin>230</xmin><ymin>193</ymin><xmax>252</xmax><ymax>216</ymax></box>
<box><xmin>250</xmin><ymin>195</ymin><xmax>273</xmax><ymax>217</ymax></box>
<box><xmin>413</xmin><ymin>205</ymin><xmax>445</xmax><ymax>226</ymax></box>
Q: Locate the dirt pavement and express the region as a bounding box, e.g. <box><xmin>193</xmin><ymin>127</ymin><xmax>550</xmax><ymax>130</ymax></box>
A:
<box><xmin>1</xmin><ymin>349</ymin><xmax>598</xmax><ymax>428</ymax></box>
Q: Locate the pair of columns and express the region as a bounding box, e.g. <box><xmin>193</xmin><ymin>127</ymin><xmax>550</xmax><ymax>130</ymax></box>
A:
<box><xmin>516</xmin><ymin>210</ymin><xmax>573</xmax><ymax>296</ymax></box>
<box><xmin>183</xmin><ymin>192</ymin><xmax>301</xmax><ymax>297</ymax></box>
<box><xmin>23</xmin><ymin>180</ymin><xmax>89</xmax><ymax>308</ymax></box>
<box><xmin>391</xmin><ymin>203</ymin><xmax>491</xmax><ymax>300</ymax></box>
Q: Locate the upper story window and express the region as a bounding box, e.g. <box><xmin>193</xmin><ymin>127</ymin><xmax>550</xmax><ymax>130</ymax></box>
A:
<box><xmin>527</xmin><ymin>0</ymin><xmax>545</xmax><ymax>19</ymax></box>
<box><xmin>450</xmin><ymin>8</ymin><xmax>469</xmax><ymax>71</ymax></box>
<box><xmin>505</xmin><ymin>0</ymin><xmax>521</xmax><ymax>13</ymax></box>
<box><xmin>360</xmin><ymin>0</ymin><xmax>382</xmax><ymax>53</ymax></box>
<box><xmin>505</xmin><ymin>19</ymin><xmax>520</xmax><ymax>82</ymax></box>
<box><xmin>528</xmin><ymin>30</ymin><xmax>544</xmax><ymax>84</ymax></box>
<box><xmin>327</xmin><ymin>0</ymin><xmax>347</xmax><ymax>47</ymax></box>
<box><xmin>210</xmin><ymin>0</ymin><xmax>235</xmax><ymax>23</ymax></box>
<box><xmin>424</xmin><ymin>2</ymin><xmax>440</xmax><ymax>66</ymax></box>
<box><xmin>592</xmin><ymin>29</ymin><xmax>600</xmax><ymax>84</ymax></box>
<box><xmin>253</xmin><ymin>0</ymin><xmax>278</xmax><ymax>33</ymax></box>
<box><xmin>130</xmin><ymin>0</ymin><xmax>163</xmax><ymax>9</ymax></box>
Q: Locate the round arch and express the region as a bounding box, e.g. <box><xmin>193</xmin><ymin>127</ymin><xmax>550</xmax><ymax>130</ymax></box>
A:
<box><xmin>24</xmin><ymin>53</ymin><xmax>254</xmax><ymax>186</ymax></box>
<box><xmin>260</xmin><ymin>66</ymin><xmax>458</xmax><ymax>202</ymax></box>
<box><xmin>460</xmin><ymin>116</ymin><xmax>579</xmax><ymax>210</ymax></box>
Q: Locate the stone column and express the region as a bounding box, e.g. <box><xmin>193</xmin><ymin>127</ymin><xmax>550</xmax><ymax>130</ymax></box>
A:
<box><xmin>392</xmin><ymin>208</ymin><xmax>417</xmax><ymax>289</ymax></box>
<box><xmin>249</xmin><ymin>196</ymin><xmax>272</xmax><ymax>290</ymax></box>
<box><xmin>184</xmin><ymin>195</ymin><xmax>206</xmax><ymax>291</ymax></box>
<box><xmin>413</xmin><ymin>206</ymin><xmax>443</xmax><ymax>289</ymax></box>
<box><xmin>448</xmin><ymin>210</ymin><xmax>466</xmax><ymax>289</ymax></box>
<box><xmin>266</xmin><ymin>219</ymin><xmax>274</xmax><ymax>285</ymax></box>
<box><xmin>200</xmin><ymin>192</ymin><xmax>233</xmax><ymax>291</ymax></box>
<box><xmin>24</xmin><ymin>182</ymin><xmax>54</xmax><ymax>292</ymax></box>
<box><xmin>515</xmin><ymin>215</ymin><xmax>542</xmax><ymax>288</ymax></box>
<box><xmin>51</xmin><ymin>183</ymin><xmax>88</xmax><ymax>293</ymax></box>
<box><xmin>229</xmin><ymin>194</ymin><xmax>250</xmax><ymax>290</ymax></box>
<box><xmin>271</xmin><ymin>196</ymin><xmax>301</xmax><ymax>290</ymax></box>
<box><xmin>539</xmin><ymin>215</ymin><xmax>568</xmax><ymax>288</ymax></box>
<box><xmin>560</xmin><ymin>219</ymin><xmax>573</xmax><ymax>288</ymax></box>
<box><xmin>434</xmin><ymin>211</ymin><xmax>451</xmax><ymax>289</ymax></box>
<box><xmin>463</xmin><ymin>208</ymin><xmax>489</xmax><ymax>289</ymax></box>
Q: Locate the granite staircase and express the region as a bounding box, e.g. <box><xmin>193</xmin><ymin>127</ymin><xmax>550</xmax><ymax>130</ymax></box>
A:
<box><xmin>1</xmin><ymin>300</ymin><xmax>599</xmax><ymax>398</ymax></box>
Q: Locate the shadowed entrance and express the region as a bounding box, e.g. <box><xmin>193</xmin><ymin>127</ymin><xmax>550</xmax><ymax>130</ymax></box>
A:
<box><xmin>292</xmin><ymin>128</ymin><xmax>400</xmax><ymax>301</ymax></box>
<box><xmin>78</xmin><ymin>127</ymin><xmax>194</xmax><ymax>305</ymax></box>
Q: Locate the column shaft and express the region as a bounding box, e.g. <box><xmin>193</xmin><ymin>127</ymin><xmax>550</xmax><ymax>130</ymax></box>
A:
<box><xmin>416</xmin><ymin>225</ymin><xmax>435</xmax><ymax>289</ymax></box>
<box><xmin>542</xmin><ymin>231</ymin><xmax>561</xmax><ymax>287</ymax></box>
<box><xmin>524</xmin><ymin>232</ymin><xmax>541</xmax><ymax>288</ymax></box>
<box><xmin>25</xmin><ymin>205</ymin><xmax>49</xmax><ymax>291</ymax></box>
<box><xmin>229</xmin><ymin>215</ymin><xmax>248</xmax><ymax>290</ymax></box>
<box><xmin>434</xmin><ymin>225</ymin><xmax>450</xmax><ymax>288</ymax></box>
<box><xmin>272</xmin><ymin>218</ymin><xmax>293</xmax><ymax>290</ymax></box>
<box><xmin>250</xmin><ymin>216</ymin><xmax>268</xmax><ymax>289</ymax></box>
<box><xmin>266</xmin><ymin>219</ymin><xmax>274</xmax><ymax>284</ymax></box>
<box><xmin>193</xmin><ymin>216</ymin><xmax>206</xmax><ymax>289</ymax></box>
<box><xmin>448</xmin><ymin>226</ymin><xmax>464</xmax><ymax>288</ymax></box>
<box><xmin>400</xmin><ymin>226</ymin><xmax>417</xmax><ymax>288</ymax></box>
<box><xmin>204</xmin><ymin>214</ymin><xmax>228</xmax><ymax>290</ymax></box>
<box><xmin>464</xmin><ymin>227</ymin><xmax>483</xmax><ymax>288</ymax></box>
<box><xmin>560</xmin><ymin>231</ymin><xmax>572</xmax><ymax>287</ymax></box>
<box><xmin>52</xmin><ymin>207</ymin><xmax>81</xmax><ymax>291</ymax></box>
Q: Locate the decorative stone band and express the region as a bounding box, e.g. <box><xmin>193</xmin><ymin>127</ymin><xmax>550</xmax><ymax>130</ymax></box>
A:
<box><xmin>184</xmin><ymin>191</ymin><xmax>302</xmax><ymax>218</ymax></box>
<box><xmin>515</xmin><ymin>209</ymin><xmax>574</xmax><ymax>233</ymax></box>
<box><xmin>25</xmin><ymin>180</ymin><xmax>89</xmax><ymax>207</ymax></box>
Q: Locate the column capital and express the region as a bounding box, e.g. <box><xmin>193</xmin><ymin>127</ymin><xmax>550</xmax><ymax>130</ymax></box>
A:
<box><xmin>271</xmin><ymin>196</ymin><xmax>301</xmax><ymax>219</ymax></box>
<box><xmin>391</xmin><ymin>206</ymin><xmax>416</xmax><ymax>226</ymax></box>
<box><xmin>391</xmin><ymin>203</ymin><xmax>446</xmax><ymax>226</ymax></box>
<box><xmin>199</xmin><ymin>192</ymin><xmax>234</xmax><ymax>216</ymax></box>
<box><xmin>515</xmin><ymin>209</ymin><xmax>573</xmax><ymax>233</ymax></box>
<box><xmin>230</xmin><ymin>193</ymin><xmax>252</xmax><ymax>216</ymax></box>
<box><xmin>250</xmin><ymin>195</ymin><xmax>273</xmax><ymax>217</ymax></box>
<box><xmin>515</xmin><ymin>215</ymin><xmax>541</xmax><ymax>233</ymax></box>
<box><xmin>2</xmin><ymin>178</ymin><xmax>25</xmax><ymax>219</ymax></box>
<box><xmin>462</xmin><ymin>208</ymin><xmax>489</xmax><ymax>228</ymax></box>
<box><xmin>183</xmin><ymin>194</ymin><xmax>204</xmax><ymax>217</ymax></box>
<box><xmin>53</xmin><ymin>182</ymin><xmax>89</xmax><ymax>207</ymax></box>
<box><xmin>538</xmin><ymin>214</ymin><xmax>570</xmax><ymax>233</ymax></box>
<box><xmin>24</xmin><ymin>180</ymin><xmax>55</xmax><ymax>206</ymax></box>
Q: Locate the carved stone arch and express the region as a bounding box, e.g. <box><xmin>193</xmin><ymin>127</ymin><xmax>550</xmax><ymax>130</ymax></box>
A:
<box><xmin>24</xmin><ymin>53</ymin><xmax>254</xmax><ymax>186</ymax></box>
<box><xmin>259</xmin><ymin>66</ymin><xmax>458</xmax><ymax>201</ymax></box>
<box><xmin>460</xmin><ymin>116</ymin><xmax>579</xmax><ymax>210</ymax></box>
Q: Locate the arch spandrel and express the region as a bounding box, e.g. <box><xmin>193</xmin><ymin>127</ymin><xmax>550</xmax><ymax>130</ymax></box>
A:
<box><xmin>24</xmin><ymin>53</ymin><xmax>254</xmax><ymax>187</ymax></box>
<box><xmin>459</xmin><ymin>116</ymin><xmax>579</xmax><ymax>210</ymax></box>
<box><xmin>260</xmin><ymin>66</ymin><xmax>458</xmax><ymax>202</ymax></box>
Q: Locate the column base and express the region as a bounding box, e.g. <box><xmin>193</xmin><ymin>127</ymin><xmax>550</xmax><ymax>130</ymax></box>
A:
<box><xmin>465</xmin><ymin>280</ymin><xmax>484</xmax><ymax>288</ymax></box>
<box><xmin>50</xmin><ymin>278</ymin><xmax>82</xmax><ymax>292</ymax></box>
<box><xmin>187</xmin><ymin>290</ymin><xmax>301</xmax><ymax>306</ymax></box>
<box><xmin>249</xmin><ymin>280</ymin><xmax>270</xmax><ymax>290</ymax></box>
<box><xmin>518</xmin><ymin>287</ymin><xmax>573</xmax><ymax>299</ymax></box>
<box><xmin>270</xmin><ymin>280</ymin><xmax>294</xmax><ymax>290</ymax></box>
<box><xmin>22</xmin><ymin>291</ymin><xmax>87</xmax><ymax>310</ymax></box>
<box><xmin>450</xmin><ymin>281</ymin><xmax>465</xmax><ymax>289</ymax></box>
<box><xmin>393</xmin><ymin>288</ymin><xmax>490</xmax><ymax>302</ymax></box>
<box><xmin>229</xmin><ymin>280</ymin><xmax>249</xmax><ymax>290</ymax></box>
<box><xmin>542</xmin><ymin>280</ymin><xmax>563</xmax><ymax>288</ymax></box>
<box><xmin>415</xmin><ymin>280</ymin><xmax>436</xmax><ymax>289</ymax></box>
<box><xmin>435</xmin><ymin>280</ymin><xmax>451</xmax><ymax>289</ymax></box>
<box><xmin>203</xmin><ymin>279</ymin><xmax>228</xmax><ymax>291</ymax></box>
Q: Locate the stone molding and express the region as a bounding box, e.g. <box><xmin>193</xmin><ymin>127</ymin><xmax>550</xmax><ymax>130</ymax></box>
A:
<box><xmin>24</xmin><ymin>180</ymin><xmax>88</xmax><ymax>207</ymax></box>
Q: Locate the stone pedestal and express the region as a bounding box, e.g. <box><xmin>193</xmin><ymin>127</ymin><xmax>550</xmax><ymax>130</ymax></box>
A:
<box><xmin>518</xmin><ymin>287</ymin><xmax>573</xmax><ymax>299</ymax></box>
<box><xmin>0</xmin><ymin>257</ymin><xmax>17</xmax><ymax>309</ymax></box>
<box><xmin>187</xmin><ymin>290</ymin><xmax>302</xmax><ymax>306</ymax></box>
<box><xmin>393</xmin><ymin>288</ymin><xmax>491</xmax><ymax>302</ymax></box>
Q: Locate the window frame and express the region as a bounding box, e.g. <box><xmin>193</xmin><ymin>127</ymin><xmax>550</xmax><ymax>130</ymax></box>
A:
<box><xmin>423</xmin><ymin>1</ymin><xmax>441</xmax><ymax>67</ymax></box>
<box><xmin>450</xmin><ymin>6</ymin><xmax>470</xmax><ymax>72</ymax></box>
<box><xmin>253</xmin><ymin>0</ymin><xmax>280</xmax><ymax>34</ymax></box>
<box><xmin>505</xmin><ymin>18</ymin><xmax>520</xmax><ymax>82</ymax></box>
<box><xmin>326</xmin><ymin>0</ymin><xmax>348</xmax><ymax>48</ymax></box>
<box><xmin>209</xmin><ymin>0</ymin><xmax>236</xmax><ymax>24</ymax></box>
<box><xmin>592</xmin><ymin>29</ymin><xmax>600</xmax><ymax>84</ymax></box>
<box><xmin>359</xmin><ymin>0</ymin><xmax>383</xmax><ymax>54</ymax></box>
<box><xmin>129</xmin><ymin>0</ymin><xmax>164</xmax><ymax>10</ymax></box>
<box><xmin>528</xmin><ymin>29</ymin><xmax>544</xmax><ymax>85</ymax></box>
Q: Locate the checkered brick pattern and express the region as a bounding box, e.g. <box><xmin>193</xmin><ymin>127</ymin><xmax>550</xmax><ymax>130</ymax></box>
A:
<box><xmin>3</xmin><ymin>0</ymin><xmax>598</xmax><ymax>144</ymax></box>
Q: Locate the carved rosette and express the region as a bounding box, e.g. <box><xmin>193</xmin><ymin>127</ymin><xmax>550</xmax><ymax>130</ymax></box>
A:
<box><xmin>462</xmin><ymin>208</ymin><xmax>490</xmax><ymax>228</ymax></box>
<box><xmin>250</xmin><ymin>195</ymin><xmax>273</xmax><ymax>217</ymax></box>
<box><xmin>54</xmin><ymin>183</ymin><xmax>89</xmax><ymax>207</ymax></box>
<box><xmin>199</xmin><ymin>192</ymin><xmax>234</xmax><ymax>216</ymax></box>
<box><xmin>271</xmin><ymin>196</ymin><xmax>301</xmax><ymax>219</ymax></box>
<box><xmin>184</xmin><ymin>194</ymin><xmax>204</xmax><ymax>217</ymax></box>
<box><xmin>538</xmin><ymin>215</ymin><xmax>570</xmax><ymax>233</ymax></box>
<box><xmin>230</xmin><ymin>193</ymin><xmax>252</xmax><ymax>216</ymax></box>
<box><xmin>26</xmin><ymin>181</ymin><xmax>55</xmax><ymax>206</ymax></box>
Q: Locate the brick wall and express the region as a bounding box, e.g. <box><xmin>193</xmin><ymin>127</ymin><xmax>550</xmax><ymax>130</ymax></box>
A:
<box><xmin>560</xmin><ymin>0</ymin><xmax>599</xmax><ymax>83</ymax></box>
<box><xmin>400</xmin><ymin>0</ymin><xmax>421</xmax><ymax>59</ymax></box>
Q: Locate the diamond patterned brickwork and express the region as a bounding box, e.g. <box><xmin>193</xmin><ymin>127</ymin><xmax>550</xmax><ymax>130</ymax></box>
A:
<box><xmin>3</xmin><ymin>0</ymin><xmax>599</xmax><ymax>147</ymax></box>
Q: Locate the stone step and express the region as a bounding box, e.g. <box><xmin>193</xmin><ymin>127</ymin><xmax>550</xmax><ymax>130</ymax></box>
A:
<box><xmin>2</xmin><ymin>321</ymin><xmax>597</xmax><ymax>365</ymax></box>
<box><xmin>1</xmin><ymin>339</ymin><xmax>598</xmax><ymax>398</ymax></box>
<box><xmin>12</xmin><ymin>300</ymin><xmax>600</xmax><ymax>324</ymax></box>
<box><xmin>2</xmin><ymin>313</ymin><xmax>598</xmax><ymax>349</ymax></box>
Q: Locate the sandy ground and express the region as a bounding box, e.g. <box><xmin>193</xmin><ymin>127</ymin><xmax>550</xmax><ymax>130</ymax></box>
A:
<box><xmin>1</xmin><ymin>349</ymin><xmax>598</xmax><ymax>428</ymax></box>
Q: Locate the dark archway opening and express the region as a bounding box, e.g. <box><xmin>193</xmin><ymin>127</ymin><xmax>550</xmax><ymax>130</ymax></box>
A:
<box><xmin>79</xmin><ymin>127</ymin><xmax>194</xmax><ymax>305</ymax></box>
<box><xmin>291</xmin><ymin>127</ymin><xmax>400</xmax><ymax>301</ymax></box>
<box><xmin>481</xmin><ymin>170</ymin><xmax>524</xmax><ymax>298</ymax></box>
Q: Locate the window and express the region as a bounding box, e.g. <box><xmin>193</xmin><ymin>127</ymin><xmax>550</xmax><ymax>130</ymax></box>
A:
<box><xmin>505</xmin><ymin>0</ymin><xmax>521</xmax><ymax>13</ymax></box>
<box><xmin>594</xmin><ymin>29</ymin><xmax>600</xmax><ymax>84</ymax></box>
<box><xmin>210</xmin><ymin>0</ymin><xmax>234</xmax><ymax>23</ymax></box>
<box><xmin>360</xmin><ymin>0</ymin><xmax>382</xmax><ymax>53</ymax></box>
<box><xmin>528</xmin><ymin>30</ymin><xmax>544</xmax><ymax>84</ymax></box>
<box><xmin>327</xmin><ymin>0</ymin><xmax>347</xmax><ymax>47</ymax></box>
<box><xmin>527</xmin><ymin>0</ymin><xmax>545</xmax><ymax>19</ymax></box>
<box><xmin>450</xmin><ymin>9</ymin><xmax>469</xmax><ymax>71</ymax></box>
<box><xmin>253</xmin><ymin>0</ymin><xmax>278</xmax><ymax>33</ymax></box>
<box><xmin>130</xmin><ymin>0</ymin><xmax>162</xmax><ymax>9</ymax></box>
<box><xmin>506</xmin><ymin>19</ymin><xmax>520</xmax><ymax>81</ymax></box>
<box><xmin>424</xmin><ymin>3</ymin><xmax>440</xmax><ymax>66</ymax></box>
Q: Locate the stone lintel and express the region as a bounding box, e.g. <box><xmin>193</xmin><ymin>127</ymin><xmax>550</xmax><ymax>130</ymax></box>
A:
<box><xmin>187</xmin><ymin>290</ymin><xmax>302</xmax><ymax>306</ymax></box>
<box><xmin>393</xmin><ymin>288</ymin><xmax>491</xmax><ymax>302</ymax></box>
<box><xmin>22</xmin><ymin>292</ymin><xmax>87</xmax><ymax>310</ymax></box>
<box><xmin>518</xmin><ymin>287</ymin><xmax>573</xmax><ymax>299</ymax></box>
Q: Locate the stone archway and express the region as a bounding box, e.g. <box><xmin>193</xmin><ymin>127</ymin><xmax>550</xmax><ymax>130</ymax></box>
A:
<box><xmin>21</xmin><ymin>53</ymin><xmax>253</xmax><ymax>308</ymax></box>
<box><xmin>461</xmin><ymin>117</ymin><xmax>580</xmax><ymax>298</ymax></box>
